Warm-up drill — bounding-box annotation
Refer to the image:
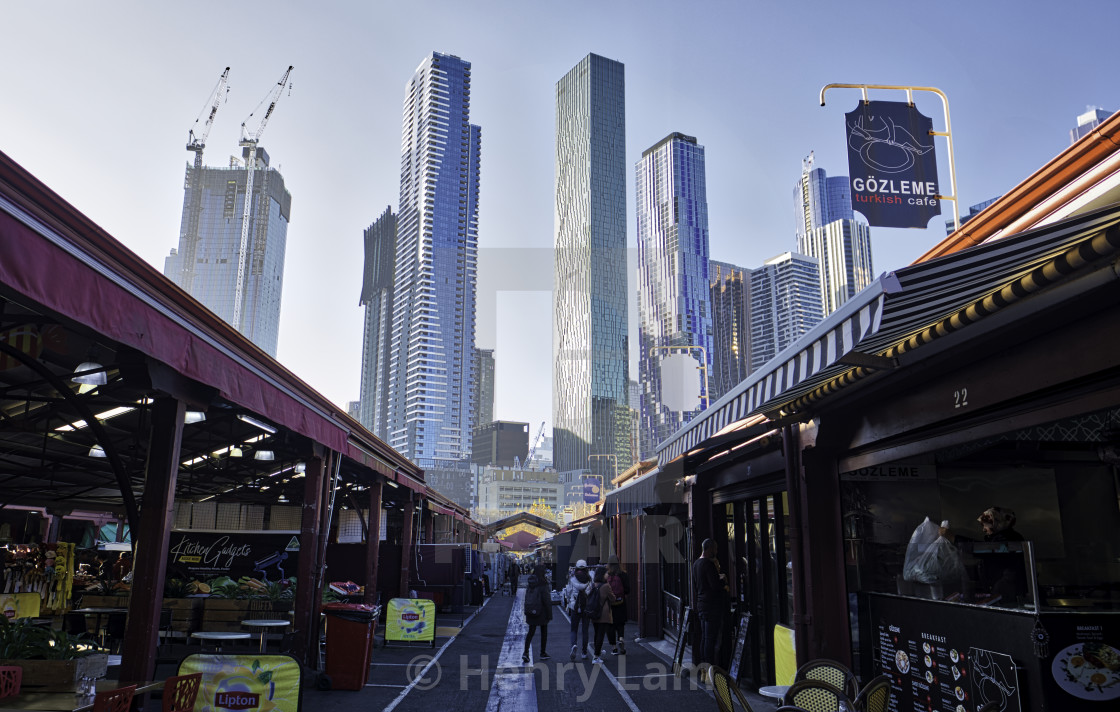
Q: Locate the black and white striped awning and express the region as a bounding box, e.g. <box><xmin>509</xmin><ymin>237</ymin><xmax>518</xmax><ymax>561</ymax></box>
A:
<box><xmin>657</xmin><ymin>202</ymin><xmax>1120</xmax><ymax>466</ymax></box>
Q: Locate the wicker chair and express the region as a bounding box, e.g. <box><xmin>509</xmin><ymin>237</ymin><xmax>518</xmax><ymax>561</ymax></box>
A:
<box><xmin>794</xmin><ymin>659</ymin><xmax>859</xmax><ymax>700</ymax></box>
<box><xmin>852</xmin><ymin>674</ymin><xmax>890</xmax><ymax>712</ymax></box>
<box><xmin>707</xmin><ymin>665</ymin><xmax>756</xmax><ymax>712</ymax></box>
<box><xmin>0</xmin><ymin>666</ymin><xmax>22</xmax><ymax>699</ymax></box>
<box><xmin>91</xmin><ymin>685</ymin><xmax>136</xmax><ymax>712</ymax></box>
<box><xmin>163</xmin><ymin>673</ymin><xmax>203</xmax><ymax>712</ymax></box>
<box><xmin>782</xmin><ymin>679</ymin><xmax>850</xmax><ymax>712</ymax></box>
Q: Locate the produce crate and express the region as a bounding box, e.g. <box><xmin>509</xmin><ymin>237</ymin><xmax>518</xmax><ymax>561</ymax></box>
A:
<box><xmin>163</xmin><ymin>597</ymin><xmax>203</xmax><ymax>635</ymax></box>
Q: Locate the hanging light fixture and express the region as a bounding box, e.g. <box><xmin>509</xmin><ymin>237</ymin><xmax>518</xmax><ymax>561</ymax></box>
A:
<box><xmin>229</xmin><ymin>446</ymin><xmax>244</xmax><ymax>458</ymax></box>
<box><xmin>237</xmin><ymin>414</ymin><xmax>277</xmax><ymax>434</ymax></box>
<box><xmin>293</xmin><ymin>462</ymin><xmax>306</xmax><ymax>474</ymax></box>
<box><xmin>184</xmin><ymin>411</ymin><xmax>207</xmax><ymax>424</ymax></box>
<box><xmin>254</xmin><ymin>450</ymin><xmax>275</xmax><ymax>461</ymax></box>
<box><xmin>72</xmin><ymin>362</ymin><xmax>107</xmax><ymax>386</ymax></box>
<box><xmin>88</xmin><ymin>444</ymin><xmax>107</xmax><ymax>458</ymax></box>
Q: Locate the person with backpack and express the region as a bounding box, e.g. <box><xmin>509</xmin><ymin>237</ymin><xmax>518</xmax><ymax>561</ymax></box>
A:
<box><xmin>589</xmin><ymin>565</ymin><xmax>618</xmax><ymax>664</ymax></box>
<box><xmin>522</xmin><ymin>563</ymin><xmax>552</xmax><ymax>663</ymax></box>
<box><xmin>562</xmin><ymin>559</ymin><xmax>594</xmax><ymax>660</ymax></box>
<box><xmin>605</xmin><ymin>554</ymin><xmax>630</xmax><ymax>654</ymax></box>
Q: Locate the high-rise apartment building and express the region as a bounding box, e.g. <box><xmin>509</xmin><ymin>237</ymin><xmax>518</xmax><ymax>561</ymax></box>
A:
<box><xmin>749</xmin><ymin>252</ymin><xmax>823</xmax><ymax>371</ymax></box>
<box><xmin>357</xmin><ymin>207</ymin><xmax>396</xmax><ymax>436</ymax></box>
<box><xmin>165</xmin><ymin>146</ymin><xmax>291</xmax><ymax>356</ymax></box>
<box><xmin>387</xmin><ymin>52</ymin><xmax>481</xmax><ymax>467</ymax></box>
<box><xmin>709</xmin><ymin>260</ymin><xmax>752</xmax><ymax>402</ymax></box>
<box><xmin>795</xmin><ymin>162</ymin><xmax>873</xmax><ymax>316</ymax></box>
<box><xmin>553</xmin><ymin>53</ymin><xmax>631</xmax><ymax>479</ymax></box>
<box><xmin>1071</xmin><ymin>106</ymin><xmax>1113</xmax><ymax>144</ymax></box>
<box><xmin>473</xmin><ymin>348</ymin><xmax>495</xmax><ymax>428</ymax></box>
<box><xmin>635</xmin><ymin>133</ymin><xmax>713</xmax><ymax>458</ymax></box>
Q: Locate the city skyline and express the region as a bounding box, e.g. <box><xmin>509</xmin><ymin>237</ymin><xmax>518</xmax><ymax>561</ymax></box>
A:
<box><xmin>2</xmin><ymin>2</ymin><xmax>1116</xmax><ymax>446</ymax></box>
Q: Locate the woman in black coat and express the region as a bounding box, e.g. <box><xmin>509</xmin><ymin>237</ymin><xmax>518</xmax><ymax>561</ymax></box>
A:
<box><xmin>522</xmin><ymin>563</ymin><xmax>553</xmax><ymax>662</ymax></box>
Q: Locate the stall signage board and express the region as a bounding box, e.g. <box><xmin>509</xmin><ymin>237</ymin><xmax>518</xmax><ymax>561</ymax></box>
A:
<box><xmin>728</xmin><ymin>612</ymin><xmax>752</xmax><ymax>682</ymax></box>
<box><xmin>583</xmin><ymin>476</ymin><xmax>603</xmax><ymax>504</ymax></box>
<box><xmin>385</xmin><ymin>597</ymin><xmax>436</xmax><ymax>643</ymax></box>
<box><xmin>1042</xmin><ymin>613</ymin><xmax>1120</xmax><ymax>707</ymax></box>
<box><xmin>845</xmin><ymin>100</ymin><xmax>941</xmax><ymax>229</ymax></box>
<box><xmin>168</xmin><ymin>531</ymin><xmax>301</xmax><ymax>581</ymax></box>
<box><xmin>178</xmin><ymin>653</ymin><xmax>302</xmax><ymax>712</ymax></box>
<box><xmin>868</xmin><ymin>594</ymin><xmax>1034</xmax><ymax>712</ymax></box>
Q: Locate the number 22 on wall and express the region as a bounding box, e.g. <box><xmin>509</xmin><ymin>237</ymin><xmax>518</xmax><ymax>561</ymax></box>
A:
<box><xmin>954</xmin><ymin>388</ymin><xmax>969</xmax><ymax>408</ymax></box>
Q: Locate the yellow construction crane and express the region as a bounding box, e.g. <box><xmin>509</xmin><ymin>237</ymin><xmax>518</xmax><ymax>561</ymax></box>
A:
<box><xmin>232</xmin><ymin>66</ymin><xmax>293</xmax><ymax>332</ymax></box>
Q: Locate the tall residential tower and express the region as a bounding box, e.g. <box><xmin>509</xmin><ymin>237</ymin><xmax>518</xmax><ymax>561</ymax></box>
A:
<box><xmin>635</xmin><ymin>133</ymin><xmax>713</xmax><ymax>458</ymax></box>
<box><xmin>357</xmin><ymin>207</ymin><xmax>396</xmax><ymax>437</ymax></box>
<box><xmin>387</xmin><ymin>52</ymin><xmax>481</xmax><ymax>467</ymax></box>
<box><xmin>709</xmin><ymin>260</ymin><xmax>752</xmax><ymax>402</ymax></box>
<box><xmin>749</xmin><ymin>252</ymin><xmax>823</xmax><ymax>371</ymax></box>
<box><xmin>165</xmin><ymin>146</ymin><xmax>291</xmax><ymax>356</ymax></box>
<box><xmin>553</xmin><ymin>53</ymin><xmax>631</xmax><ymax>479</ymax></box>
<box><xmin>794</xmin><ymin>162</ymin><xmax>873</xmax><ymax>316</ymax></box>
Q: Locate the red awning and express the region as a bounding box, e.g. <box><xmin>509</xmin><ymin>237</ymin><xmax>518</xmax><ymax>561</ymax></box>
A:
<box><xmin>0</xmin><ymin>206</ymin><xmax>348</xmax><ymax>453</ymax></box>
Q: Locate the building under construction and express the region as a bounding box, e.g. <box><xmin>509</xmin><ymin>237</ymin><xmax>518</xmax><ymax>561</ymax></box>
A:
<box><xmin>164</xmin><ymin>147</ymin><xmax>292</xmax><ymax>356</ymax></box>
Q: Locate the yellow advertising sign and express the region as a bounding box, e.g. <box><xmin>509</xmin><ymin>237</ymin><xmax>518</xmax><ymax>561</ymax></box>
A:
<box><xmin>774</xmin><ymin>624</ymin><xmax>797</xmax><ymax>685</ymax></box>
<box><xmin>178</xmin><ymin>653</ymin><xmax>302</xmax><ymax>712</ymax></box>
<box><xmin>0</xmin><ymin>592</ymin><xmax>41</xmax><ymax>620</ymax></box>
<box><xmin>385</xmin><ymin>597</ymin><xmax>436</xmax><ymax>643</ymax></box>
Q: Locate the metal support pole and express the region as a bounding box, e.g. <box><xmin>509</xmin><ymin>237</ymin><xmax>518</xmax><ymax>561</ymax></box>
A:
<box><xmin>399</xmin><ymin>495</ymin><xmax>416</xmax><ymax>598</ymax></box>
<box><xmin>820</xmin><ymin>83</ymin><xmax>961</xmax><ymax>232</ymax></box>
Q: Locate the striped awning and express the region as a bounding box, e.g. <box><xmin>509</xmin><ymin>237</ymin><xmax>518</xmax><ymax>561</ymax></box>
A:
<box><xmin>657</xmin><ymin>202</ymin><xmax>1120</xmax><ymax>466</ymax></box>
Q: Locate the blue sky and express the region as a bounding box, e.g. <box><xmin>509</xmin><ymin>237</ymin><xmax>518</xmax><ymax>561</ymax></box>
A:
<box><xmin>2</xmin><ymin>0</ymin><xmax>1115</xmax><ymax>443</ymax></box>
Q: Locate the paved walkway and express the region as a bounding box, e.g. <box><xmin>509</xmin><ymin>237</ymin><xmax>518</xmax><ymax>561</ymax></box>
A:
<box><xmin>296</xmin><ymin>579</ymin><xmax>767</xmax><ymax>712</ymax></box>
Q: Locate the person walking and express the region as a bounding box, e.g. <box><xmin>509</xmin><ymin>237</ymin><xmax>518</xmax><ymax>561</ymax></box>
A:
<box><xmin>507</xmin><ymin>559</ymin><xmax>519</xmax><ymax>595</ymax></box>
<box><xmin>691</xmin><ymin>538</ymin><xmax>727</xmax><ymax>670</ymax></box>
<box><xmin>522</xmin><ymin>564</ymin><xmax>553</xmax><ymax>662</ymax></box>
<box><xmin>605</xmin><ymin>554</ymin><xmax>630</xmax><ymax>655</ymax></box>
<box><xmin>589</xmin><ymin>565</ymin><xmax>618</xmax><ymax>664</ymax></box>
<box><xmin>562</xmin><ymin>559</ymin><xmax>594</xmax><ymax>660</ymax></box>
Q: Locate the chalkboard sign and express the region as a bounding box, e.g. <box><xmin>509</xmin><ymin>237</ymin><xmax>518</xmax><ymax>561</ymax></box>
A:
<box><xmin>673</xmin><ymin>606</ymin><xmax>693</xmax><ymax>676</ymax></box>
<box><xmin>728</xmin><ymin>612</ymin><xmax>752</xmax><ymax>681</ymax></box>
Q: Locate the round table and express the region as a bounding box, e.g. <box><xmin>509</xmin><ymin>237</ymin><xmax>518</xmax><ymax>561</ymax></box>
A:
<box><xmin>72</xmin><ymin>607</ymin><xmax>127</xmax><ymax>649</ymax></box>
<box><xmin>758</xmin><ymin>685</ymin><xmax>790</xmax><ymax>706</ymax></box>
<box><xmin>191</xmin><ymin>631</ymin><xmax>252</xmax><ymax>652</ymax></box>
<box><xmin>241</xmin><ymin>619</ymin><xmax>291</xmax><ymax>652</ymax></box>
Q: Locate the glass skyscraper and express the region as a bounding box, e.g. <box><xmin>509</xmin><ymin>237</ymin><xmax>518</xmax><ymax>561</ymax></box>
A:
<box><xmin>553</xmin><ymin>53</ymin><xmax>631</xmax><ymax>479</ymax></box>
<box><xmin>709</xmin><ymin>260</ymin><xmax>752</xmax><ymax>402</ymax></box>
<box><xmin>165</xmin><ymin>146</ymin><xmax>291</xmax><ymax>357</ymax></box>
<box><xmin>635</xmin><ymin>133</ymin><xmax>713</xmax><ymax>458</ymax></box>
<box><xmin>749</xmin><ymin>252</ymin><xmax>823</xmax><ymax>371</ymax></box>
<box><xmin>387</xmin><ymin>52</ymin><xmax>481</xmax><ymax>467</ymax></box>
<box><xmin>794</xmin><ymin>162</ymin><xmax>873</xmax><ymax>316</ymax></box>
<box><xmin>358</xmin><ymin>206</ymin><xmax>396</xmax><ymax>437</ymax></box>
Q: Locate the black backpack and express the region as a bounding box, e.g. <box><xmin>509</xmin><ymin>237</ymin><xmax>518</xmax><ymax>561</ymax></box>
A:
<box><xmin>574</xmin><ymin>587</ymin><xmax>588</xmax><ymax>616</ymax></box>
<box><xmin>585</xmin><ymin>583</ymin><xmax>601</xmax><ymax>617</ymax></box>
<box><xmin>524</xmin><ymin>589</ymin><xmax>541</xmax><ymax>618</ymax></box>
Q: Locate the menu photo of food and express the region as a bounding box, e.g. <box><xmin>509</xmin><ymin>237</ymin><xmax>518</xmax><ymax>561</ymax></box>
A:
<box><xmin>896</xmin><ymin>649</ymin><xmax>911</xmax><ymax>674</ymax></box>
<box><xmin>1052</xmin><ymin>641</ymin><xmax>1120</xmax><ymax>701</ymax></box>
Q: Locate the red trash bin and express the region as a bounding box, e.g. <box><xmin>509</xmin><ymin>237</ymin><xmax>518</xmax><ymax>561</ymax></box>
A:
<box><xmin>323</xmin><ymin>602</ymin><xmax>379</xmax><ymax>690</ymax></box>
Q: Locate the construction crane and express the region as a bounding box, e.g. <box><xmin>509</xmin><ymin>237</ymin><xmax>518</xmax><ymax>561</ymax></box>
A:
<box><xmin>186</xmin><ymin>67</ymin><xmax>231</xmax><ymax>169</ymax></box>
<box><xmin>232</xmin><ymin>66</ymin><xmax>293</xmax><ymax>332</ymax></box>
<box><xmin>181</xmin><ymin>68</ymin><xmax>232</xmax><ymax>293</ymax></box>
<box><xmin>520</xmin><ymin>421</ymin><xmax>546</xmax><ymax>470</ymax></box>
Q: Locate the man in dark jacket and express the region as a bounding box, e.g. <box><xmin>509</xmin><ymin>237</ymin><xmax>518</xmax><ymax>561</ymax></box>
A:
<box><xmin>691</xmin><ymin>539</ymin><xmax>725</xmax><ymax>667</ymax></box>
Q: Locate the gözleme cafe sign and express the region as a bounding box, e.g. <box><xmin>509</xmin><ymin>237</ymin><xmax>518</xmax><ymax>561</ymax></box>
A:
<box><xmin>845</xmin><ymin>100</ymin><xmax>941</xmax><ymax>229</ymax></box>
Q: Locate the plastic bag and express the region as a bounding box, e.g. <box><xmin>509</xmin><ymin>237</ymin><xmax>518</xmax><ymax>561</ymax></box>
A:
<box><xmin>903</xmin><ymin>517</ymin><xmax>965</xmax><ymax>584</ymax></box>
<box><xmin>902</xmin><ymin>517</ymin><xmax>939</xmax><ymax>581</ymax></box>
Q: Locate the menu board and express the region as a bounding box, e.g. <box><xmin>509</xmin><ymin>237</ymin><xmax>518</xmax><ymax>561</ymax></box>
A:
<box><xmin>1041</xmin><ymin>613</ymin><xmax>1120</xmax><ymax>707</ymax></box>
<box><xmin>868</xmin><ymin>594</ymin><xmax>1035</xmax><ymax>712</ymax></box>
